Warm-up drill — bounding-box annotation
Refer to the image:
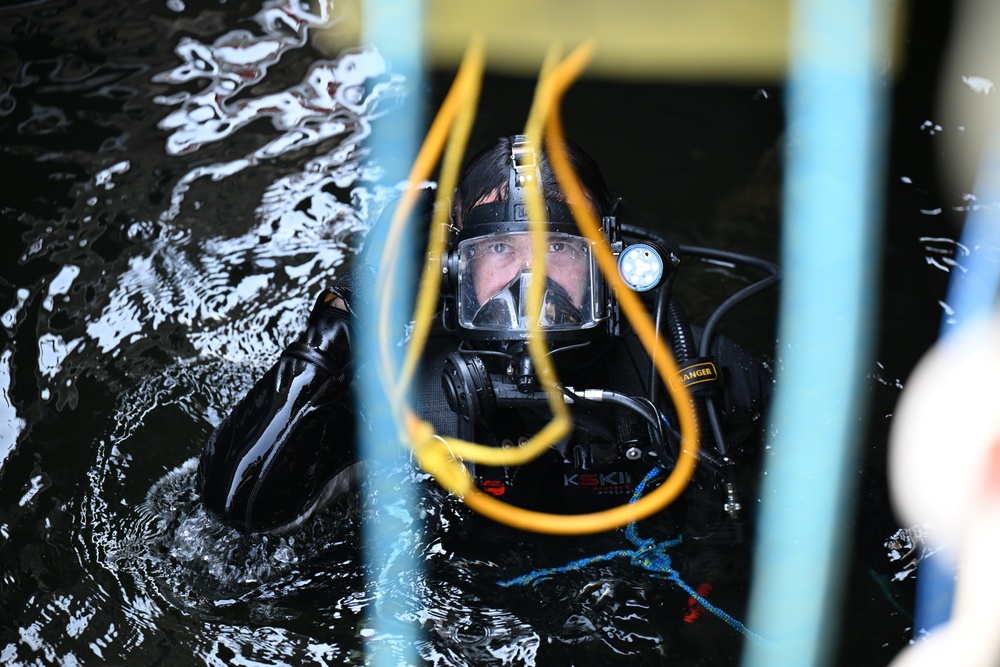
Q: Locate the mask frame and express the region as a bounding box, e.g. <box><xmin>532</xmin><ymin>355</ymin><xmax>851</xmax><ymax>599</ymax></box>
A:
<box><xmin>442</xmin><ymin>135</ymin><xmax>621</xmax><ymax>343</ymax></box>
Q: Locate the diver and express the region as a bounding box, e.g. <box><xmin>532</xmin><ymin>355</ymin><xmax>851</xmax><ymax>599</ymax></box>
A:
<box><xmin>197</xmin><ymin>135</ymin><xmax>774</xmax><ymax>546</ymax></box>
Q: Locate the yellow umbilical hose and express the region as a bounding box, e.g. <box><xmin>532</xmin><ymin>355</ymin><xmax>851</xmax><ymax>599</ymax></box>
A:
<box><xmin>376</xmin><ymin>39</ymin><xmax>700</xmax><ymax>534</ymax></box>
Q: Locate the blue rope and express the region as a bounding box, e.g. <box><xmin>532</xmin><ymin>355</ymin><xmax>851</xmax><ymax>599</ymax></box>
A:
<box><xmin>497</xmin><ymin>468</ymin><xmax>770</xmax><ymax>648</ymax></box>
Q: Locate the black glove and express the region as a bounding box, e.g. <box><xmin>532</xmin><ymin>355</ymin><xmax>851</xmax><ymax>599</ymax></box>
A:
<box><xmin>198</xmin><ymin>289</ymin><xmax>358</xmax><ymax>533</ymax></box>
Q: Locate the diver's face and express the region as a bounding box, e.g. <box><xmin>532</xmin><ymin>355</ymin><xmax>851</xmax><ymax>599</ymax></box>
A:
<box><xmin>468</xmin><ymin>232</ymin><xmax>589</xmax><ymax>306</ymax></box>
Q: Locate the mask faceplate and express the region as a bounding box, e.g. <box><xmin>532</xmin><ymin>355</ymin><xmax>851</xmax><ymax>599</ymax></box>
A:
<box><xmin>456</xmin><ymin>231</ymin><xmax>602</xmax><ymax>335</ymax></box>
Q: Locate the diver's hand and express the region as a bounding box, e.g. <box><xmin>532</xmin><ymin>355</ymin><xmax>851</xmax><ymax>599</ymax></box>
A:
<box><xmin>280</xmin><ymin>288</ymin><xmax>354</xmax><ymax>377</ymax></box>
<box><xmin>197</xmin><ymin>288</ymin><xmax>358</xmax><ymax>534</ymax></box>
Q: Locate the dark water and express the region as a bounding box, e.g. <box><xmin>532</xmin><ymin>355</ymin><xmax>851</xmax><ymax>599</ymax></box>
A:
<box><xmin>0</xmin><ymin>0</ymin><xmax>960</xmax><ymax>664</ymax></box>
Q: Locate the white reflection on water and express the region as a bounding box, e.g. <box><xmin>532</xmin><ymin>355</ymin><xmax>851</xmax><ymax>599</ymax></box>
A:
<box><xmin>1</xmin><ymin>0</ymin><xmax>410</xmax><ymax>663</ymax></box>
<box><xmin>919</xmin><ymin>235</ymin><xmax>968</xmax><ymax>274</ymax></box>
<box><xmin>153</xmin><ymin>0</ymin><xmax>403</xmax><ymax>224</ymax></box>
<box><xmin>73</xmin><ymin>0</ymin><xmax>405</xmax><ymax>369</ymax></box>
<box><xmin>60</xmin><ymin>0</ymin><xmax>406</xmax><ymax>371</ymax></box>
<box><xmin>0</xmin><ymin>350</ymin><xmax>25</xmax><ymax>468</ymax></box>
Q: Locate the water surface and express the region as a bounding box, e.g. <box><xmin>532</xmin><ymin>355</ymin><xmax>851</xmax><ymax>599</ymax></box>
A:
<box><xmin>0</xmin><ymin>0</ymin><xmax>960</xmax><ymax>664</ymax></box>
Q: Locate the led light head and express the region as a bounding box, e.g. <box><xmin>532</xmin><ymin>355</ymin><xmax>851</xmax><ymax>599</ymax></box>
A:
<box><xmin>618</xmin><ymin>243</ymin><xmax>664</xmax><ymax>291</ymax></box>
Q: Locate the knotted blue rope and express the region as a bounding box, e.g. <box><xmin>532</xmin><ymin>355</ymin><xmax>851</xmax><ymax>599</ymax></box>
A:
<box><xmin>497</xmin><ymin>469</ymin><xmax>770</xmax><ymax>647</ymax></box>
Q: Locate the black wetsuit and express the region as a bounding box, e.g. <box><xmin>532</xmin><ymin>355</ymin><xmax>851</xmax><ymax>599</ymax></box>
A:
<box><xmin>197</xmin><ymin>281</ymin><xmax>772</xmax><ymax>534</ymax></box>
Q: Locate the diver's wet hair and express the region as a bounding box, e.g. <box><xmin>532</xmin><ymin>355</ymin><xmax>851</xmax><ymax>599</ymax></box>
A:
<box><xmin>453</xmin><ymin>136</ymin><xmax>615</xmax><ymax>229</ymax></box>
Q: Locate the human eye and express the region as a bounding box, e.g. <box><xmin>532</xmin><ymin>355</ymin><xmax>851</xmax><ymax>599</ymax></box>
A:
<box><xmin>472</xmin><ymin>240</ymin><xmax>506</xmax><ymax>256</ymax></box>
<box><xmin>548</xmin><ymin>236</ymin><xmax>584</xmax><ymax>256</ymax></box>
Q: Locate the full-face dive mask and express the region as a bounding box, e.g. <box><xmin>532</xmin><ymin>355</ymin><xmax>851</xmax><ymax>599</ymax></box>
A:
<box><xmin>445</xmin><ymin>137</ymin><xmax>618</xmax><ymax>344</ymax></box>
<box><xmin>439</xmin><ymin>137</ymin><xmax>681</xmax><ymax>459</ymax></box>
<box><xmin>438</xmin><ymin>137</ymin><xmax>624</xmax><ymax>424</ymax></box>
<box><xmin>457</xmin><ymin>232</ymin><xmax>595</xmax><ymax>332</ymax></box>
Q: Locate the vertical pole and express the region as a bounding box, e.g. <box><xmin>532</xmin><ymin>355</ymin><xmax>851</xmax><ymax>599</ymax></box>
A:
<box><xmin>940</xmin><ymin>137</ymin><xmax>1000</xmax><ymax>339</ymax></box>
<box><xmin>914</xmin><ymin>127</ymin><xmax>1000</xmax><ymax>635</ymax></box>
<box><xmin>742</xmin><ymin>1</ymin><xmax>891</xmax><ymax>665</ymax></box>
<box><xmin>359</xmin><ymin>1</ymin><xmax>424</xmax><ymax>665</ymax></box>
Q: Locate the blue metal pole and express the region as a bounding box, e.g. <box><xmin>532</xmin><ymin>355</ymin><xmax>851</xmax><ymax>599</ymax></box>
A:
<box><xmin>913</xmin><ymin>127</ymin><xmax>1000</xmax><ymax>635</ymax></box>
<box><xmin>742</xmin><ymin>1</ymin><xmax>890</xmax><ymax>665</ymax></box>
<box><xmin>359</xmin><ymin>1</ymin><xmax>424</xmax><ymax>664</ymax></box>
<box><xmin>940</xmin><ymin>143</ymin><xmax>1000</xmax><ymax>338</ymax></box>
